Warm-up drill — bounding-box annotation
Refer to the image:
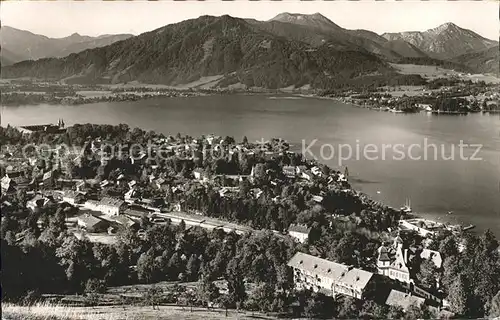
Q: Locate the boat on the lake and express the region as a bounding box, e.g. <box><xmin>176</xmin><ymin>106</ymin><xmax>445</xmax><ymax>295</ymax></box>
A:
<box><xmin>400</xmin><ymin>198</ymin><xmax>412</xmax><ymax>214</ymax></box>
<box><xmin>462</xmin><ymin>224</ymin><xmax>475</xmax><ymax>231</ymax></box>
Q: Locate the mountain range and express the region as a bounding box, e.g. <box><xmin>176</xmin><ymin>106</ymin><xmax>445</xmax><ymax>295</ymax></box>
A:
<box><xmin>1</xmin><ymin>13</ymin><xmax>498</xmax><ymax>89</ymax></box>
<box><xmin>381</xmin><ymin>22</ymin><xmax>497</xmax><ymax>59</ymax></box>
<box><xmin>0</xmin><ymin>26</ymin><xmax>133</xmax><ymax>66</ymax></box>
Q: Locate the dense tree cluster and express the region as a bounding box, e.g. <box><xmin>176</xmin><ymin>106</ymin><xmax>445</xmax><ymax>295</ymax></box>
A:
<box><xmin>429</xmin><ymin>231</ymin><xmax>500</xmax><ymax>318</ymax></box>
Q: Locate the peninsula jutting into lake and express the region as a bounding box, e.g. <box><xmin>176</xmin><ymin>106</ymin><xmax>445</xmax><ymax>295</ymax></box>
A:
<box><xmin>1</xmin><ymin>1</ymin><xmax>499</xmax><ymax>319</ymax></box>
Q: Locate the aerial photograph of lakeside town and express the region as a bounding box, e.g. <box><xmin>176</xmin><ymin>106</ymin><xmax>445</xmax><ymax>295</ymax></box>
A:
<box><xmin>1</xmin><ymin>1</ymin><xmax>499</xmax><ymax>319</ymax></box>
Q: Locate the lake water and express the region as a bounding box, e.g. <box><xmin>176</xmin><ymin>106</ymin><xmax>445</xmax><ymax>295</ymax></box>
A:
<box><xmin>2</xmin><ymin>94</ymin><xmax>499</xmax><ymax>236</ymax></box>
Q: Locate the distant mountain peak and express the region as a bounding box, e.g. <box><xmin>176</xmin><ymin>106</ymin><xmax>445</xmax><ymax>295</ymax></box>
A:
<box><xmin>59</xmin><ymin>32</ymin><xmax>89</xmax><ymax>41</ymax></box>
<box><xmin>270</xmin><ymin>12</ymin><xmax>342</xmax><ymax>31</ymax></box>
<box><xmin>428</xmin><ymin>22</ymin><xmax>461</xmax><ymax>34</ymax></box>
<box><xmin>310</xmin><ymin>12</ymin><xmax>334</xmax><ymax>22</ymax></box>
<box><xmin>0</xmin><ymin>26</ymin><xmax>133</xmax><ymax>64</ymax></box>
<box><xmin>441</xmin><ymin>22</ymin><xmax>458</xmax><ymax>28</ymax></box>
<box><xmin>271</xmin><ymin>12</ymin><xmax>328</xmax><ymax>21</ymax></box>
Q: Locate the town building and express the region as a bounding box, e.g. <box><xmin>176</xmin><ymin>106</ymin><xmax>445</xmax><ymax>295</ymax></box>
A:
<box><xmin>75</xmin><ymin>181</ymin><xmax>87</xmax><ymax>192</ymax></box>
<box><xmin>287</xmin><ymin>252</ymin><xmax>375</xmax><ymax>300</ymax></box>
<box><xmin>62</xmin><ymin>190</ymin><xmax>85</xmax><ymax>205</ymax></box>
<box><xmin>288</xmin><ymin>224</ymin><xmax>312</xmax><ymax>243</ymax></box>
<box><xmin>154</xmin><ymin>177</ymin><xmax>168</xmax><ymax>190</ymax></box>
<box><xmin>124</xmin><ymin>188</ymin><xmax>138</xmax><ymax>203</ymax></box>
<box><xmin>84</xmin><ymin>197</ymin><xmax>126</xmax><ymax>216</ymax></box>
<box><xmin>193</xmin><ymin>168</ymin><xmax>208</xmax><ymax>182</ymax></box>
<box><xmin>27</xmin><ymin>195</ymin><xmax>54</xmax><ymax>212</ymax></box>
<box><xmin>112</xmin><ymin>215</ymin><xmax>138</xmax><ymax>228</ymax></box>
<box><xmin>311</xmin><ymin>166</ymin><xmax>323</xmax><ymax>177</ymax></box>
<box><xmin>124</xmin><ymin>207</ymin><xmax>153</xmax><ymax>221</ymax></box>
<box><xmin>300</xmin><ymin>170</ymin><xmax>314</xmax><ymax>181</ymax></box>
<box><xmin>376</xmin><ymin>237</ymin><xmax>444</xmax><ymax>304</ymax></box>
<box><xmin>312</xmin><ymin>195</ymin><xmax>324</xmax><ymax>203</ymax></box>
<box><xmin>77</xmin><ymin>214</ymin><xmax>109</xmax><ymax>232</ymax></box>
<box><xmin>3</xmin><ymin>168</ymin><xmax>31</xmax><ymax>189</ymax></box>
<box><xmin>100</xmin><ymin>180</ymin><xmax>111</xmax><ymax>188</ymax></box>
<box><xmin>282</xmin><ymin>165</ymin><xmax>297</xmax><ymax>178</ymax></box>
<box><xmin>385</xmin><ymin>289</ymin><xmax>426</xmax><ymax>311</ymax></box>
<box><xmin>1</xmin><ymin>176</ymin><xmax>15</xmax><ymax>193</ymax></box>
<box><xmin>377</xmin><ymin>237</ymin><xmax>412</xmax><ymax>283</ymax></box>
<box><xmin>296</xmin><ymin>165</ymin><xmax>307</xmax><ymax>174</ymax></box>
<box><xmin>42</xmin><ymin>171</ymin><xmax>54</xmax><ymax>185</ymax></box>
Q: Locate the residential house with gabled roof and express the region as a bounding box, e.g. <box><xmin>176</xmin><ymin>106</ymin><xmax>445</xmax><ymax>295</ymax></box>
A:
<box><xmin>287</xmin><ymin>252</ymin><xmax>375</xmax><ymax>300</ymax></box>
<box><xmin>385</xmin><ymin>289</ymin><xmax>426</xmax><ymax>311</ymax></box>
<box><xmin>112</xmin><ymin>215</ymin><xmax>138</xmax><ymax>228</ymax></box>
<box><xmin>77</xmin><ymin>214</ymin><xmax>109</xmax><ymax>232</ymax></box>
<box><xmin>288</xmin><ymin>224</ymin><xmax>312</xmax><ymax>243</ymax></box>
<box><xmin>62</xmin><ymin>190</ymin><xmax>85</xmax><ymax>205</ymax></box>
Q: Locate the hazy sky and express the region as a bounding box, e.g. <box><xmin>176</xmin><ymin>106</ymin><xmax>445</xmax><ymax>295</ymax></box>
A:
<box><xmin>1</xmin><ymin>1</ymin><xmax>498</xmax><ymax>40</ymax></box>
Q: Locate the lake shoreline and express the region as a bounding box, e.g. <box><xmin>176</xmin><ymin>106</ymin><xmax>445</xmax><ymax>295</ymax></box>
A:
<box><xmin>2</xmin><ymin>85</ymin><xmax>499</xmax><ymax>114</ymax></box>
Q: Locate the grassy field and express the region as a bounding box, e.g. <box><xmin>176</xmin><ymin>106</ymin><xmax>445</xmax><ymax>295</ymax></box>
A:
<box><xmin>2</xmin><ymin>302</ymin><xmax>278</xmax><ymax>320</ymax></box>
<box><xmin>2</xmin><ymin>280</ymin><xmax>270</xmax><ymax>320</ymax></box>
<box><xmin>391</xmin><ymin>63</ymin><xmax>500</xmax><ymax>84</ymax></box>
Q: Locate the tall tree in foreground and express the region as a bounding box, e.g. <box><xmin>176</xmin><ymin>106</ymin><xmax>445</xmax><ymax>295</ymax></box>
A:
<box><xmin>144</xmin><ymin>285</ymin><xmax>162</xmax><ymax>310</ymax></box>
<box><xmin>448</xmin><ymin>274</ymin><xmax>472</xmax><ymax>316</ymax></box>
<box><xmin>226</xmin><ymin>260</ymin><xmax>247</xmax><ymax>309</ymax></box>
<box><xmin>197</xmin><ymin>276</ymin><xmax>220</xmax><ymax>309</ymax></box>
